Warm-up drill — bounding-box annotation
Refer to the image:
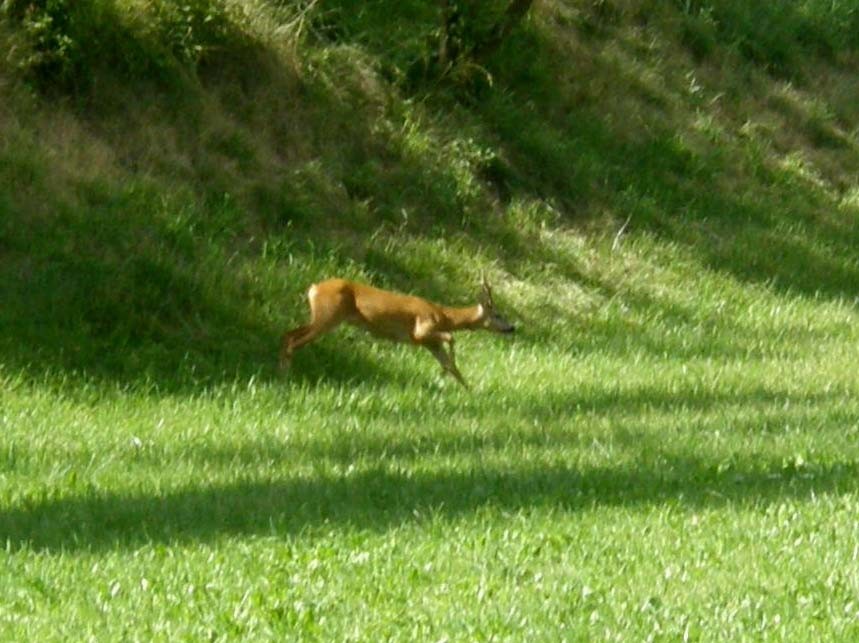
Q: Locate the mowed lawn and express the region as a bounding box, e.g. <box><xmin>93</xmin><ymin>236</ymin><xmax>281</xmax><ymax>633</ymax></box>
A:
<box><xmin>3</xmin><ymin>233</ymin><xmax>859</xmax><ymax>640</ymax></box>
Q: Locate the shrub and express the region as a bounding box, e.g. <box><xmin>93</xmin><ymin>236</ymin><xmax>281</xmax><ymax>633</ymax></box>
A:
<box><xmin>2</xmin><ymin>0</ymin><xmax>253</xmax><ymax>93</ymax></box>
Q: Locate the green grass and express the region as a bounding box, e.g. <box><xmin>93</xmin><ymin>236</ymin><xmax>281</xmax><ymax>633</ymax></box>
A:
<box><xmin>3</xmin><ymin>0</ymin><xmax>859</xmax><ymax>639</ymax></box>
<box><xmin>3</xmin><ymin>233</ymin><xmax>859</xmax><ymax>639</ymax></box>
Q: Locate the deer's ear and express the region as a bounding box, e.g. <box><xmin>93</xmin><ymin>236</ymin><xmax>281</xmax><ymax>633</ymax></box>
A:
<box><xmin>479</xmin><ymin>271</ymin><xmax>494</xmax><ymax>302</ymax></box>
<box><xmin>478</xmin><ymin>285</ymin><xmax>491</xmax><ymax>306</ymax></box>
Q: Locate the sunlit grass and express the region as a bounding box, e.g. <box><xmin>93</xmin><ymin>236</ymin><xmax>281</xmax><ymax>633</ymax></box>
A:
<box><xmin>3</xmin><ymin>227</ymin><xmax>859</xmax><ymax>639</ymax></box>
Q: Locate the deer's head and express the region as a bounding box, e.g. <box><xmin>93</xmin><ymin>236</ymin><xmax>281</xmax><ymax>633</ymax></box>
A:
<box><xmin>478</xmin><ymin>274</ymin><xmax>515</xmax><ymax>334</ymax></box>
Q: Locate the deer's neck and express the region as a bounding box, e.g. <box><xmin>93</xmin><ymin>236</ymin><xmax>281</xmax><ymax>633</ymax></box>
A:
<box><xmin>440</xmin><ymin>304</ymin><xmax>483</xmax><ymax>331</ymax></box>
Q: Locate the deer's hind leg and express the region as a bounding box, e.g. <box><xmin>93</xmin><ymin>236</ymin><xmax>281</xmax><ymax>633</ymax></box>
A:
<box><xmin>279</xmin><ymin>325</ymin><xmax>310</xmax><ymax>370</ymax></box>
<box><xmin>279</xmin><ymin>285</ymin><xmax>351</xmax><ymax>370</ymax></box>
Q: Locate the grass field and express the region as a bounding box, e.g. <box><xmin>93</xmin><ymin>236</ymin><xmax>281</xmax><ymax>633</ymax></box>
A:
<box><xmin>3</xmin><ymin>0</ymin><xmax>859</xmax><ymax>639</ymax></box>
<box><xmin>4</xmin><ymin>231</ymin><xmax>859</xmax><ymax>639</ymax></box>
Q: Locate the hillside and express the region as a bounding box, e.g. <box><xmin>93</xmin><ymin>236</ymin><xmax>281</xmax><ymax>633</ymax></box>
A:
<box><xmin>3</xmin><ymin>1</ymin><xmax>859</xmax><ymax>639</ymax></box>
<box><xmin>2</xmin><ymin>0</ymin><xmax>858</xmax><ymax>385</ymax></box>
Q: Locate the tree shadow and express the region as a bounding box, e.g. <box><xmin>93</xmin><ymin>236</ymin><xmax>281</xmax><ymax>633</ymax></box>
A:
<box><xmin>3</xmin><ymin>380</ymin><xmax>855</xmax><ymax>552</ymax></box>
<box><xmin>2</xmin><ymin>455</ymin><xmax>855</xmax><ymax>553</ymax></box>
<box><xmin>0</xmin><ymin>167</ymin><xmax>406</xmax><ymax>392</ymax></box>
<box><xmin>471</xmin><ymin>23</ymin><xmax>859</xmax><ymax>303</ymax></box>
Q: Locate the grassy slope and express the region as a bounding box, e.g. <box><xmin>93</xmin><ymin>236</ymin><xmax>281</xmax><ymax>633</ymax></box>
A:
<box><xmin>2</xmin><ymin>0</ymin><xmax>859</xmax><ymax>639</ymax></box>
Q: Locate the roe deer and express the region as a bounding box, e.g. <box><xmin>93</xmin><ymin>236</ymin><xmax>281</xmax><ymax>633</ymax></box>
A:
<box><xmin>279</xmin><ymin>275</ymin><xmax>514</xmax><ymax>387</ymax></box>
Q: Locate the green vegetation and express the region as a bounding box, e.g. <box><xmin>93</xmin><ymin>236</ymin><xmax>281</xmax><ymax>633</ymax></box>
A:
<box><xmin>2</xmin><ymin>0</ymin><xmax>859</xmax><ymax>638</ymax></box>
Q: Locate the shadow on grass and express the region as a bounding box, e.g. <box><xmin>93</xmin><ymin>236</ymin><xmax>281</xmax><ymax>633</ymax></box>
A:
<box><xmin>455</xmin><ymin>19</ymin><xmax>859</xmax><ymax>303</ymax></box>
<box><xmin>2</xmin><ymin>455</ymin><xmax>856</xmax><ymax>552</ymax></box>
<box><xmin>2</xmin><ymin>384</ymin><xmax>856</xmax><ymax>552</ymax></box>
<box><xmin>0</xmin><ymin>174</ymin><xmax>412</xmax><ymax>392</ymax></box>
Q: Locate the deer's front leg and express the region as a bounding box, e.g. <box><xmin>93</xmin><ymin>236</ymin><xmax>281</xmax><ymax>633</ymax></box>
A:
<box><xmin>423</xmin><ymin>340</ymin><xmax>469</xmax><ymax>389</ymax></box>
<box><xmin>413</xmin><ymin>317</ymin><xmax>468</xmax><ymax>387</ymax></box>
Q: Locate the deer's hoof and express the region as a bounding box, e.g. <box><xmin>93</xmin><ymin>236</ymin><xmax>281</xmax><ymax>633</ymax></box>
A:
<box><xmin>278</xmin><ymin>357</ymin><xmax>292</xmax><ymax>375</ymax></box>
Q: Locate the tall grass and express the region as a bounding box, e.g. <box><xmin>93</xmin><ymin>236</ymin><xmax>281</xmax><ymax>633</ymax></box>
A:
<box><xmin>677</xmin><ymin>0</ymin><xmax>859</xmax><ymax>68</ymax></box>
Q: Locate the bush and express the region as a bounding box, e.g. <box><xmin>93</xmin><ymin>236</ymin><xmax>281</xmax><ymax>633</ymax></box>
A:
<box><xmin>2</xmin><ymin>0</ymin><xmax>253</xmax><ymax>93</ymax></box>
